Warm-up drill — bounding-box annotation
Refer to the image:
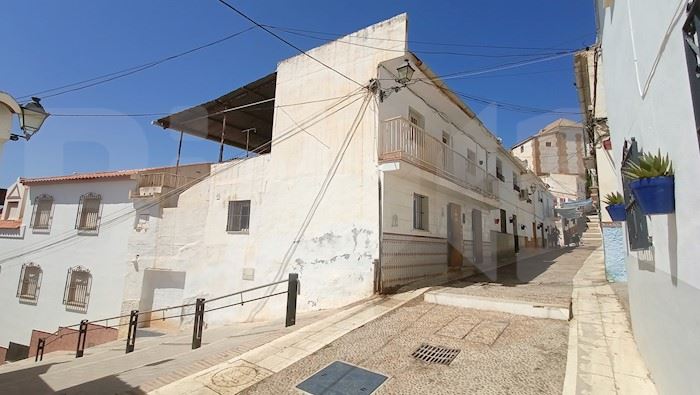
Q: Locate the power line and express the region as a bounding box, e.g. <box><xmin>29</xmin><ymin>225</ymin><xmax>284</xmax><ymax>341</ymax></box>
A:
<box><xmin>0</xmin><ymin>89</ymin><xmax>369</xmax><ymax>266</ymax></box>
<box><xmin>263</xmin><ymin>24</ymin><xmax>581</xmax><ymax>52</ymax></box>
<box><xmin>214</xmin><ymin>0</ymin><xmax>365</xmax><ymax>88</ymax></box>
<box><xmin>270</xmin><ymin>27</ymin><xmax>575</xmax><ymax>58</ymax></box>
<box><xmin>17</xmin><ymin>27</ymin><xmax>256</xmax><ymax>101</ymax></box>
<box><xmin>453</xmin><ymin>90</ymin><xmax>581</xmax><ymax>115</ymax></box>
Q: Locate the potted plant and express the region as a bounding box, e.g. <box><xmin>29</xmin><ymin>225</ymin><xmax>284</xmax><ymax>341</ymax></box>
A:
<box><xmin>622</xmin><ymin>149</ymin><xmax>675</xmax><ymax>214</ymax></box>
<box><xmin>603</xmin><ymin>192</ymin><xmax>626</xmax><ymax>221</ymax></box>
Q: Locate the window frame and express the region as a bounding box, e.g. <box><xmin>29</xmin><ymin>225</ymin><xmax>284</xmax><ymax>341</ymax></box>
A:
<box><xmin>413</xmin><ymin>193</ymin><xmax>429</xmax><ymax>231</ymax></box>
<box><xmin>63</xmin><ymin>266</ymin><xmax>92</xmax><ymax>312</ymax></box>
<box><xmin>30</xmin><ymin>194</ymin><xmax>54</xmax><ymax>231</ymax></box>
<box><xmin>75</xmin><ymin>193</ymin><xmax>102</xmax><ymax>233</ymax></box>
<box><xmin>227</xmin><ymin>200</ymin><xmax>251</xmax><ymax>233</ymax></box>
<box><xmin>495</xmin><ymin>158</ymin><xmax>505</xmax><ymax>182</ymax></box>
<box><xmin>16</xmin><ymin>263</ymin><xmax>42</xmax><ymax>304</ymax></box>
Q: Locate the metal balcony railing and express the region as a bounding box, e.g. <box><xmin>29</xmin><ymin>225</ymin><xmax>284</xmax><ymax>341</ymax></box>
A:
<box><xmin>379</xmin><ymin>117</ymin><xmax>498</xmax><ymax>199</ymax></box>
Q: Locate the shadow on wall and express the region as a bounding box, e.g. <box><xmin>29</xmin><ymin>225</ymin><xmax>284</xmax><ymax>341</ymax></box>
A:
<box><xmin>668</xmin><ymin>214</ymin><xmax>678</xmax><ymax>286</ymax></box>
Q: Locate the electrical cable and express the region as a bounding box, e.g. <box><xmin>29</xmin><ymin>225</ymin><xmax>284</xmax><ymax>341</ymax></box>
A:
<box><xmin>16</xmin><ymin>27</ymin><xmax>256</xmax><ymax>101</ymax></box>
<box><xmin>0</xmin><ymin>89</ymin><xmax>369</xmax><ymax>266</ymax></box>
<box><xmin>214</xmin><ymin>0</ymin><xmax>365</xmax><ymax>88</ymax></box>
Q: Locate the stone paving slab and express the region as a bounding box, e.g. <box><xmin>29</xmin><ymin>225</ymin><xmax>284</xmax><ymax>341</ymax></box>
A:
<box><xmin>244</xmin><ymin>300</ymin><xmax>570</xmax><ymax>395</ymax></box>
<box><xmin>430</xmin><ymin>246</ymin><xmax>599</xmax><ymax>308</ymax></box>
<box><xmin>149</xmin><ymin>289</ymin><xmax>427</xmax><ymax>395</ymax></box>
<box><xmin>562</xmin><ymin>247</ymin><xmax>657</xmax><ymax>395</ymax></box>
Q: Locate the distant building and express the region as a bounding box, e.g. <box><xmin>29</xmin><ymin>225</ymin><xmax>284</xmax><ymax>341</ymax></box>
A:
<box><xmin>511</xmin><ymin>119</ymin><xmax>587</xmax><ymax>206</ymax></box>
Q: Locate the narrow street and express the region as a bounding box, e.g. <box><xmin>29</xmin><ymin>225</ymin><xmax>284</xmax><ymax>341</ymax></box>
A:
<box><xmin>244</xmin><ymin>245</ymin><xmax>599</xmax><ymax>394</ymax></box>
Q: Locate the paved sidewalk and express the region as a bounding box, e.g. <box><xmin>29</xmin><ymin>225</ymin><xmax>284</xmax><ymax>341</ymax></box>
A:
<box><xmin>563</xmin><ymin>247</ymin><xmax>657</xmax><ymax>394</ymax></box>
<box><xmin>0</xmin><ymin>309</ymin><xmax>335</xmax><ymax>394</ymax></box>
<box><xmin>150</xmin><ymin>289</ymin><xmax>427</xmax><ymax>395</ymax></box>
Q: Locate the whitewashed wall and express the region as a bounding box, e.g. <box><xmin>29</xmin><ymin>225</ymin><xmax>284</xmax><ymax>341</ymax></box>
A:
<box><xmin>597</xmin><ymin>0</ymin><xmax>700</xmax><ymax>393</ymax></box>
<box><xmin>123</xmin><ymin>14</ymin><xmax>409</xmax><ymax>326</ymax></box>
<box><xmin>0</xmin><ymin>179</ymin><xmax>135</xmax><ymax>347</ymax></box>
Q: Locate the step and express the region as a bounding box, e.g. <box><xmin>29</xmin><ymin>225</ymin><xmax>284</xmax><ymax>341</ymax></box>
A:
<box><xmin>424</xmin><ymin>290</ymin><xmax>570</xmax><ymax>321</ymax></box>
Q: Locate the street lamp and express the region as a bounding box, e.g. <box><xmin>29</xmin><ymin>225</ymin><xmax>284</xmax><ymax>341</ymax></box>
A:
<box><xmin>18</xmin><ymin>97</ymin><xmax>50</xmax><ymax>140</ymax></box>
<box><xmin>395</xmin><ymin>59</ymin><xmax>415</xmax><ymax>85</ymax></box>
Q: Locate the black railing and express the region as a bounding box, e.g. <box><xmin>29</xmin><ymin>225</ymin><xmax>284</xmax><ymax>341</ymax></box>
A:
<box><xmin>35</xmin><ymin>273</ymin><xmax>300</xmax><ymax>362</ymax></box>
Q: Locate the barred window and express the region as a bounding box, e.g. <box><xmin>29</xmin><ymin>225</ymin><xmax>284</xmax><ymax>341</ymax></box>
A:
<box><xmin>75</xmin><ymin>193</ymin><xmax>101</xmax><ymax>231</ymax></box>
<box><xmin>413</xmin><ymin>194</ymin><xmax>429</xmax><ymax>230</ymax></box>
<box><xmin>63</xmin><ymin>266</ymin><xmax>92</xmax><ymax>312</ymax></box>
<box><xmin>16</xmin><ymin>263</ymin><xmax>42</xmax><ymax>303</ymax></box>
<box><xmin>30</xmin><ymin>194</ymin><xmax>53</xmax><ymax>230</ymax></box>
<box><xmin>227</xmin><ymin>200</ymin><xmax>251</xmax><ymax>232</ymax></box>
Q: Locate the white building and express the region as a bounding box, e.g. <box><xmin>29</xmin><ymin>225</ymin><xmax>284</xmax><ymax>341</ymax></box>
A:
<box><xmin>121</xmin><ymin>14</ymin><xmax>558</xmax><ymax>329</ymax></box>
<box><xmin>0</xmin><ymin>164</ymin><xmax>208</xmax><ymax>361</ymax></box>
<box><xmin>593</xmin><ymin>0</ymin><xmax>700</xmax><ymax>393</ymax></box>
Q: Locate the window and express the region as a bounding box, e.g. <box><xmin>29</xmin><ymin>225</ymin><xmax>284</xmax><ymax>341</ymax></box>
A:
<box><xmin>496</xmin><ymin>158</ymin><xmax>504</xmax><ymax>181</ymax></box>
<box><xmin>408</xmin><ymin>107</ymin><xmax>425</xmax><ymax>129</ymax></box>
<box><xmin>75</xmin><ymin>193</ymin><xmax>101</xmax><ymax>232</ymax></box>
<box><xmin>545</xmin><ymin>141</ymin><xmax>552</xmax><ymax>147</ymax></box>
<box><xmin>441</xmin><ymin>131</ymin><xmax>451</xmax><ymax>146</ymax></box>
<box><xmin>16</xmin><ymin>263</ymin><xmax>42</xmax><ymax>303</ymax></box>
<box><xmin>500</xmin><ymin>209</ymin><xmax>507</xmax><ymax>233</ymax></box>
<box><xmin>227</xmin><ymin>200</ymin><xmax>251</xmax><ymax>232</ymax></box>
<box><xmin>512</xmin><ymin>172</ymin><xmax>520</xmax><ymax>191</ymax></box>
<box><xmin>63</xmin><ymin>266</ymin><xmax>92</xmax><ymax>312</ymax></box>
<box><xmin>467</xmin><ymin>149</ymin><xmax>477</xmax><ymax>175</ymax></box>
<box><xmin>520</xmin><ymin>146</ymin><xmax>524</xmax><ymax>153</ymax></box>
<box><xmin>413</xmin><ymin>194</ymin><xmax>428</xmax><ymax>230</ymax></box>
<box><xmin>30</xmin><ymin>194</ymin><xmax>53</xmax><ymax>230</ymax></box>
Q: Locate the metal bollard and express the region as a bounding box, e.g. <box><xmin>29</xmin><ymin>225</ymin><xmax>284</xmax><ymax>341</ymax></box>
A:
<box><xmin>192</xmin><ymin>298</ymin><xmax>205</xmax><ymax>349</ymax></box>
<box><xmin>76</xmin><ymin>320</ymin><xmax>88</xmax><ymax>358</ymax></box>
<box><xmin>36</xmin><ymin>338</ymin><xmax>46</xmax><ymax>362</ymax></box>
<box><xmin>286</xmin><ymin>273</ymin><xmax>299</xmax><ymax>327</ymax></box>
<box><xmin>125</xmin><ymin>310</ymin><xmax>138</xmax><ymax>354</ymax></box>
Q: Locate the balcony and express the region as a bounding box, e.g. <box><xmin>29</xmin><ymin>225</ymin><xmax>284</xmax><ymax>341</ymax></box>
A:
<box><xmin>129</xmin><ymin>172</ymin><xmax>197</xmax><ymax>199</ymax></box>
<box><xmin>379</xmin><ymin>117</ymin><xmax>498</xmax><ymax>200</ymax></box>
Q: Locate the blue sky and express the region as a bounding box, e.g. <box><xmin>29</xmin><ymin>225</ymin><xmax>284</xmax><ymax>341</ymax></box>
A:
<box><xmin>0</xmin><ymin>1</ymin><xmax>595</xmax><ymax>187</ymax></box>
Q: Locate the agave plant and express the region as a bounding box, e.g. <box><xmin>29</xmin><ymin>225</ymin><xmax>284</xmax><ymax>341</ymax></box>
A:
<box><xmin>622</xmin><ymin>149</ymin><xmax>673</xmax><ymax>180</ymax></box>
<box><xmin>603</xmin><ymin>192</ymin><xmax>624</xmax><ymax>205</ymax></box>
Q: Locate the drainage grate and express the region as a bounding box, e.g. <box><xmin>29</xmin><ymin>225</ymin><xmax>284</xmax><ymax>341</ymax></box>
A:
<box><xmin>411</xmin><ymin>344</ymin><xmax>460</xmax><ymax>365</ymax></box>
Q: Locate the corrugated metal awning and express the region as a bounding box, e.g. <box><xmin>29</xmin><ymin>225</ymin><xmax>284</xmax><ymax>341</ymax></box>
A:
<box><xmin>154</xmin><ymin>72</ymin><xmax>276</xmax><ymax>153</ymax></box>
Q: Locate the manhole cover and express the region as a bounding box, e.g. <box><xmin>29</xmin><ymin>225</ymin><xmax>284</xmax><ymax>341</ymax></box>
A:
<box><xmin>296</xmin><ymin>360</ymin><xmax>387</xmax><ymax>395</ymax></box>
<box><xmin>211</xmin><ymin>365</ymin><xmax>259</xmax><ymax>387</ymax></box>
<box><xmin>411</xmin><ymin>344</ymin><xmax>460</xmax><ymax>365</ymax></box>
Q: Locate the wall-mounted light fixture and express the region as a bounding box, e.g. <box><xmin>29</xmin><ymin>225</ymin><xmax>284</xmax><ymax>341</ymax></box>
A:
<box><xmin>537</xmin><ymin>223</ymin><xmax>543</xmax><ymax>229</ymax></box>
<box><xmin>520</xmin><ymin>224</ymin><xmax>526</xmax><ymax>230</ymax></box>
<box><xmin>509</xmin><ymin>216</ymin><xmax>514</xmax><ymax>223</ymax></box>
<box><xmin>372</xmin><ymin>59</ymin><xmax>416</xmax><ymax>102</ymax></box>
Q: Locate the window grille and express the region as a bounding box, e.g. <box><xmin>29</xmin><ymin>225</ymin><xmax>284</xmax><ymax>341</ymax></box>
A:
<box><xmin>30</xmin><ymin>194</ymin><xmax>53</xmax><ymax>230</ymax></box>
<box><xmin>500</xmin><ymin>209</ymin><xmax>507</xmax><ymax>233</ymax></box>
<box><xmin>413</xmin><ymin>194</ymin><xmax>428</xmax><ymax>230</ymax></box>
<box><xmin>16</xmin><ymin>263</ymin><xmax>42</xmax><ymax>303</ymax></box>
<box><xmin>496</xmin><ymin>158</ymin><xmax>504</xmax><ymax>182</ymax></box>
<box><xmin>622</xmin><ymin>139</ymin><xmax>651</xmax><ymax>250</ymax></box>
<box><xmin>63</xmin><ymin>266</ymin><xmax>92</xmax><ymax>311</ymax></box>
<box><xmin>683</xmin><ymin>0</ymin><xmax>700</xmax><ymax>149</ymax></box>
<box><xmin>227</xmin><ymin>200</ymin><xmax>251</xmax><ymax>232</ymax></box>
<box><xmin>75</xmin><ymin>193</ymin><xmax>102</xmax><ymax>231</ymax></box>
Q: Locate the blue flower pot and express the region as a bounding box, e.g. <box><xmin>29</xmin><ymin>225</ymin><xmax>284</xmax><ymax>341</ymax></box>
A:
<box><xmin>630</xmin><ymin>176</ymin><xmax>675</xmax><ymax>215</ymax></box>
<box><xmin>605</xmin><ymin>204</ymin><xmax>626</xmax><ymax>221</ymax></box>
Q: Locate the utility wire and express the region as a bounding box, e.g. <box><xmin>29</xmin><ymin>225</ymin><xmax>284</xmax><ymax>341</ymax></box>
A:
<box><xmin>271</xmin><ymin>27</ymin><xmax>575</xmax><ymax>58</ymax></box>
<box><xmin>214</xmin><ymin>0</ymin><xmax>365</xmax><ymax>88</ymax></box>
<box><xmin>17</xmin><ymin>27</ymin><xmax>256</xmax><ymax>101</ymax></box>
<box><xmin>0</xmin><ymin>89</ymin><xmax>369</xmax><ymax>266</ymax></box>
<box><xmin>263</xmin><ymin>24</ymin><xmax>580</xmax><ymax>52</ymax></box>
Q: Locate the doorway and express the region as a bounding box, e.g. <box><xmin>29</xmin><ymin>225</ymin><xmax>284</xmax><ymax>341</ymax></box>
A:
<box><xmin>512</xmin><ymin>214</ymin><xmax>519</xmax><ymax>253</ymax></box>
<box><xmin>447</xmin><ymin>203</ymin><xmax>463</xmax><ymax>270</ymax></box>
<box><xmin>472</xmin><ymin>209</ymin><xmax>483</xmax><ymax>264</ymax></box>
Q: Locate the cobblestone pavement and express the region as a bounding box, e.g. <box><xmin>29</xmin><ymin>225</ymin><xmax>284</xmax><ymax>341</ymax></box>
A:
<box><xmin>439</xmin><ymin>245</ymin><xmax>601</xmax><ymax>307</ymax></box>
<box><xmin>245</xmin><ymin>300</ymin><xmax>569</xmax><ymax>395</ymax></box>
<box><xmin>0</xmin><ymin>310</ymin><xmax>334</xmax><ymax>394</ymax></box>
